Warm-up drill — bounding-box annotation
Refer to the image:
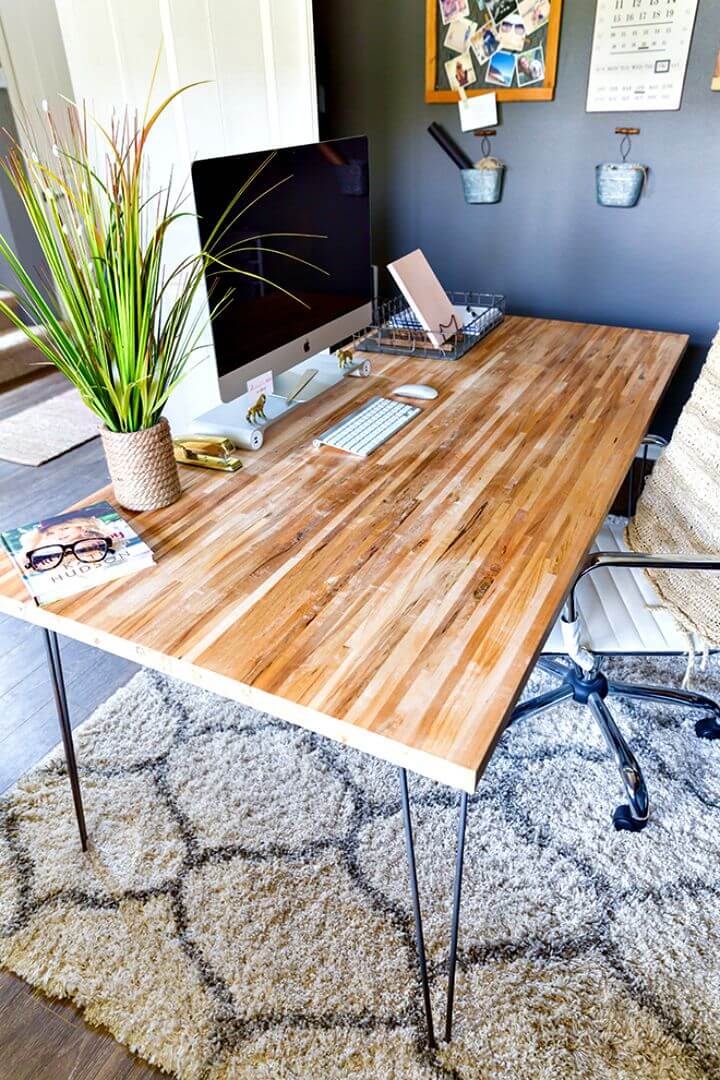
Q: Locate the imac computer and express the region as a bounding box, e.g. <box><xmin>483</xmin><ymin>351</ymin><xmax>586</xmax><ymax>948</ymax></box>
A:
<box><xmin>190</xmin><ymin>136</ymin><xmax>373</xmax><ymax>446</ymax></box>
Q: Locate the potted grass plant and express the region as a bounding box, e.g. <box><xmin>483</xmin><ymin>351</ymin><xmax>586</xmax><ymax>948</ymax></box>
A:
<box><xmin>0</xmin><ymin>82</ymin><xmax>309</xmax><ymax>511</ymax></box>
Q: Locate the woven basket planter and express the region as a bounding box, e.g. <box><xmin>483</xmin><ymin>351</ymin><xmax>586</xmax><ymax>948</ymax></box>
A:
<box><xmin>101</xmin><ymin>417</ymin><xmax>181</xmax><ymax>512</ymax></box>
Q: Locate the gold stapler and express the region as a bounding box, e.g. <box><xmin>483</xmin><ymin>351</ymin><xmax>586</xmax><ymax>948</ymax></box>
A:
<box><xmin>173</xmin><ymin>435</ymin><xmax>243</xmax><ymax>472</ymax></box>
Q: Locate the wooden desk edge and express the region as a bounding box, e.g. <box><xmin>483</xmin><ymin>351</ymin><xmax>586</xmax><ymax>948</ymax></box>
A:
<box><xmin>0</xmin><ymin>592</ymin><xmax>479</xmax><ymax>793</ymax></box>
<box><xmin>467</xmin><ymin>329</ymin><xmax>691</xmax><ymax>787</ymax></box>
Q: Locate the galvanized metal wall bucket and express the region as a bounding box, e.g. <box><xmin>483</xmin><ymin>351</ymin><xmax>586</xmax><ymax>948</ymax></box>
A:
<box><xmin>461</xmin><ymin>165</ymin><xmax>504</xmax><ymax>204</ymax></box>
<box><xmin>596</xmin><ymin>162</ymin><xmax>647</xmax><ymax>208</ymax></box>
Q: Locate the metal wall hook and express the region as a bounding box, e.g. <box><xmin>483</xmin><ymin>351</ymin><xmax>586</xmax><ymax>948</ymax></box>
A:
<box><xmin>475</xmin><ymin>127</ymin><xmax>497</xmax><ymax>158</ymax></box>
<box><xmin>615</xmin><ymin>126</ymin><xmax>640</xmax><ymax>162</ymax></box>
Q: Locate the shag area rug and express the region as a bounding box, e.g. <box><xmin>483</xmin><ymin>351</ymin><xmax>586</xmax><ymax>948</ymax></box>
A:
<box><xmin>2</xmin><ymin>657</ymin><xmax>720</xmax><ymax>1079</ymax></box>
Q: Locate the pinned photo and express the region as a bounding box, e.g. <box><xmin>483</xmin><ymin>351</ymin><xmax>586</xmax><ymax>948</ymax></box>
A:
<box><xmin>470</xmin><ymin>21</ymin><xmax>500</xmax><ymax>65</ymax></box>
<box><xmin>445</xmin><ymin>50</ymin><xmax>477</xmax><ymax>90</ymax></box>
<box><xmin>438</xmin><ymin>0</ymin><xmax>470</xmax><ymax>25</ymax></box>
<box><xmin>516</xmin><ymin>44</ymin><xmax>545</xmax><ymax>86</ymax></box>
<box><xmin>518</xmin><ymin>0</ymin><xmax>551</xmax><ymax>35</ymax></box>
<box><xmin>485</xmin><ymin>0</ymin><xmax>517</xmax><ymax>23</ymax></box>
<box><xmin>486</xmin><ymin>49</ymin><xmax>516</xmax><ymax>88</ymax></box>
<box><xmin>444</xmin><ymin>16</ymin><xmax>478</xmax><ymax>54</ymax></box>
<box><xmin>497</xmin><ymin>11</ymin><xmax>526</xmax><ymax>52</ymax></box>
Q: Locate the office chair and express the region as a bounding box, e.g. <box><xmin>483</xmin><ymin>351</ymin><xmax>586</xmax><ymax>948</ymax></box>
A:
<box><xmin>514</xmin><ymin>433</ymin><xmax>720</xmax><ymax>833</ymax></box>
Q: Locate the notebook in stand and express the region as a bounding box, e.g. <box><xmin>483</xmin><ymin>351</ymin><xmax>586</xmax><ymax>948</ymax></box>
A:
<box><xmin>387</xmin><ymin>249</ymin><xmax>456</xmax><ymax>349</ymax></box>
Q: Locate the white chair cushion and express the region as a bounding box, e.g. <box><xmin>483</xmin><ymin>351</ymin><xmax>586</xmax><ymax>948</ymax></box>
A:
<box><xmin>543</xmin><ymin>519</ymin><xmax>694</xmax><ymax>656</ymax></box>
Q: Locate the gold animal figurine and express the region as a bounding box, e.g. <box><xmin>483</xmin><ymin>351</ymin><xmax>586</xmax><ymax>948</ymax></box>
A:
<box><xmin>337</xmin><ymin>347</ymin><xmax>354</xmax><ymax>370</ymax></box>
<box><xmin>246</xmin><ymin>393</ymin><xmax>267</xmax><ymax>424</ymax></box>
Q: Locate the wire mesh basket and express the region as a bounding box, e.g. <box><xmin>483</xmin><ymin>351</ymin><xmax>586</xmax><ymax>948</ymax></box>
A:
<box><xmin>354</xmin><ymin>291</ymin><xmax>505</xmax><ymax>361</ymax></box>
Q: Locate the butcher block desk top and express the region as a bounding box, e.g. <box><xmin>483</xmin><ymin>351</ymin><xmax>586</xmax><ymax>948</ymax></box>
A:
<box><xmin>0</xmin><ymin>318</ymin><xmax>687</xmax><ymax>792</ymax></box>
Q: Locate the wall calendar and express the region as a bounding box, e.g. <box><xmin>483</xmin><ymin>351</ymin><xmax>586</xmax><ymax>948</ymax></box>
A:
<box><xmin>586</xmin><ymin>0</ymin><xmax>699</xmax><ymax>112</ymax></box>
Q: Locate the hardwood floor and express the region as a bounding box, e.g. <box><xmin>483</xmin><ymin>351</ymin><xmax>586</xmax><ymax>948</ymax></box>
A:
<box><xmin>0</xmin><ymin>972</ymin><xmax>159</xmax><ymax>1079</ymax></box>
<box><xmin>0</xmin><ymin>372</ymin><xmax>156</xmax><ymax>1079</ymax></box>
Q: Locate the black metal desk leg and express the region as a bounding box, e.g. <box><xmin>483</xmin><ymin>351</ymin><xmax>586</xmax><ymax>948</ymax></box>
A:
<box><xmin>445</xmin><ymin>791</ymin><xmax>469</xmax><ymax>1042</ymax></box>
<box><xmin>398</xmin><ymin>767</ymin><xmax>436</xmax><ymax>1049</ymax></box>
<box><xmin>43</xmin><ymin>630</ymin><xmax>88</xmax><ymax>851</ymax></box>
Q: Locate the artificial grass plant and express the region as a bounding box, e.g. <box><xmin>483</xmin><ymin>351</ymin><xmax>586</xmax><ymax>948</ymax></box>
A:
<box><xmin>0</xmin><ymin>76</ymin><xmax>320</xmax><ymax>433</ymax></box>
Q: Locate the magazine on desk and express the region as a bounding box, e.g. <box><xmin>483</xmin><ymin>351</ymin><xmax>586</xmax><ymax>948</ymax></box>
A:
<box><xmin>0</xmin><ymin>501</ymin><xmax>155</xmax><ymax>606</ymax></box>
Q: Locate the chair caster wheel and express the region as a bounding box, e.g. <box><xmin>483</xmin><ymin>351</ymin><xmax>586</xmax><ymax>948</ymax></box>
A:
<box><xmin>695</xmin><ymin>716</ymin><xmax>720</xmax><ymax>740</ymax></box>
<box><xmin>613</xmin><ymin>805</ymin><xmax>647</xmax><ymax>832</ymax></box>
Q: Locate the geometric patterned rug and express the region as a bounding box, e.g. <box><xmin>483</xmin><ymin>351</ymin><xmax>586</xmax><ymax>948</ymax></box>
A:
<box><xmin>1</xmin><ymin>654</ymin><xmax>720</xmax><ymax>1078</ymax></box>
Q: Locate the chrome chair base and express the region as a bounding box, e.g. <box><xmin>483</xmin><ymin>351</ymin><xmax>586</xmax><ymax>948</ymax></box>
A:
<box><xmin>512</xmin><ymin>656</ymin><xmax>720</xmax><ymax>832</ymax></box>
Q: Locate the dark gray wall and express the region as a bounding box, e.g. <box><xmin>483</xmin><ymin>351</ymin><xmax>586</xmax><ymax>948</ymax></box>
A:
<box><xmin>314</xmin><ymin>1</ymin><xmax>720</xmax><ymax>433</ymax></box>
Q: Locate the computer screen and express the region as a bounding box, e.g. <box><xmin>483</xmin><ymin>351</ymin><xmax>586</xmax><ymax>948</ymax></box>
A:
<box><xmin>191</xmin><ymin>136</ymin><xmax>372</xmax><ymax>396</ymax></box>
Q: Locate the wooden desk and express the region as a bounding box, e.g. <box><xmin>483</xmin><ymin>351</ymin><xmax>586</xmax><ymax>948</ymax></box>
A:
<box><xmin>0</xmin><ymin>317</ymin><xmax>687</xmax><ymax>794</ymax></box>
<box><xmin>0</xmin><ymin>316</ymin><xmax>687</xmax><ymax>1047</ymax></box>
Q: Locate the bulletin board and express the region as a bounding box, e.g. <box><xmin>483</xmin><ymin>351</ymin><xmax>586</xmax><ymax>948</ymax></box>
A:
<box><xmin>425</xmin><ymin>0</ymin><xmax>563</xmax><ymax>103</ymax></box>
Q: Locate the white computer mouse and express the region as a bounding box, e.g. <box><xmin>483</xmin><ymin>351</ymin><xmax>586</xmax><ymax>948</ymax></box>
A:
<box><xmin>393</xmin><ymin>384</ymin><xmax>438</xmax><ymax>401</ymax></box>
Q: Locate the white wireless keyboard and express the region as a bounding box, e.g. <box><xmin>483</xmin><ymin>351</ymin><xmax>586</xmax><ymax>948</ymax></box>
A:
<box><xmin>313</xmin><ymin>396</ymin><xmax>421</xmax><ymax>457</ymax></box>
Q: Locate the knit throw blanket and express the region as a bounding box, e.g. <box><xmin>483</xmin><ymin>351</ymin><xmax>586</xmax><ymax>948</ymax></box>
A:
<box><xmin>626</xmin><ymin>328</ymin><xmax>720</xmax><ymax>649</ymax></box>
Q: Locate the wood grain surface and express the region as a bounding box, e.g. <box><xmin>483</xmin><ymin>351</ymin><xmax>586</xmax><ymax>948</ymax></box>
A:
<box><xmin>0</xmin><ymin>969</ymin><xmax>160</xmax><ymax>1078</ymax></box>
<box><xmin>0</xmin><ymin>318</ymin><xmax>687</xmax><ymax>792</ymax></box>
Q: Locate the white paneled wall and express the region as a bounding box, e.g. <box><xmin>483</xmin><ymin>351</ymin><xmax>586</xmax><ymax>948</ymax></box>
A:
<box><xmin>46</xmin><ymin>0</ymin><xmax>319</xmax><ymax>428</ymax></box>
<box><xmin>0</xmin><ymin>0</ymin><xmax>74</xmax><ymax>149</ymax></box>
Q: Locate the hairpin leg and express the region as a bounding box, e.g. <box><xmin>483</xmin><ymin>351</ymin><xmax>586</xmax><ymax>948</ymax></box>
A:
<box><xmin>43</xmin><ymin>629</ymin><xmax>88</xmax><ymax>851</ymax></box>
<box><xmin>398</xmin><ymin>767</ymin><xmax>436</xmax><ymax>1048</ymax></box>
<box><xmin>445</xmin><ymin>790</ymin><xmax>469</xmax><ymax>1042</ymax></box>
